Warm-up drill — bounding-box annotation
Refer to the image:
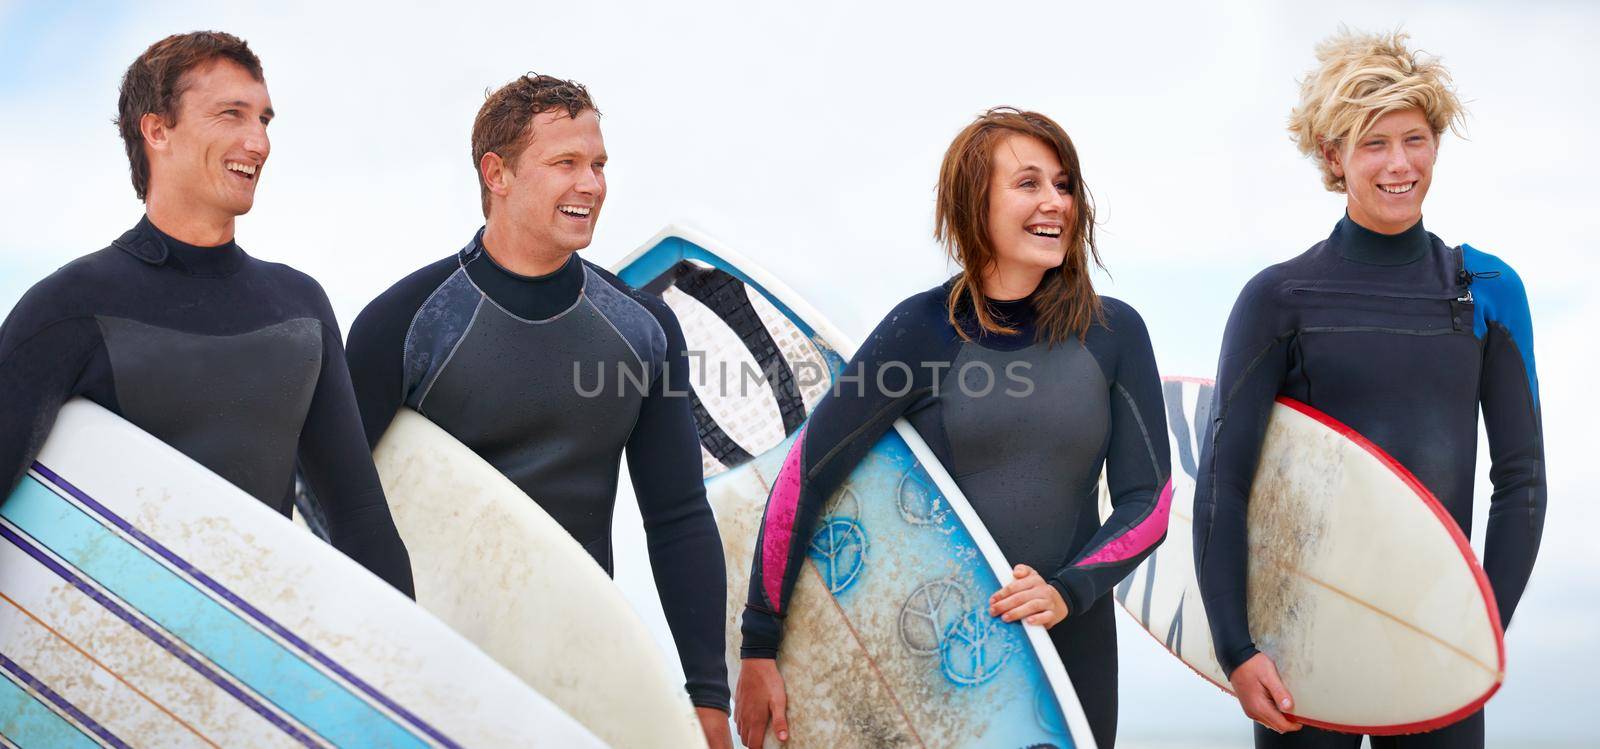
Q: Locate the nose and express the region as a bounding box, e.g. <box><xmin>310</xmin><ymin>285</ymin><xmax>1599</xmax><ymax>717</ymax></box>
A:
<box><xmin>1041</xmin><ymin>188</ymin><xmax>1069</xmax><ymax>214</ymax></box>
<box><xmin>244</xmin><ymin>120</ymin><xmax>270</xmax><ymax>162</ymax></box>
<box><xmin>1384</xmin><ymin>141</ymin><xmax>1409</xmax><ymax>173</ymax></box>
<box><xmin>575</xmin><ymin>164</ymin><xmax>602</xmax><ymax>194</ymax></box>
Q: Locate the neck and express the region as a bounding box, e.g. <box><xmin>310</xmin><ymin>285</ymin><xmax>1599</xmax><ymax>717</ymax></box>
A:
<box><xmin>1346</xmin><ymin>204</ymin><xmax>1421</xmax><ymax>236</ymax></box>
<box><xmin>482</xmin><ymin>219</ymin><xmax>573</xmax><ymax>277</ymax></box>
<box><xmin>144</xmin><ymin>191</ymin><xmax>236</xmax><ymax>247</ymax></box>
<box><xmin>979</xmin><ymin>261</ymin><xmax>1046</xmax><ymax>301</ymax></box>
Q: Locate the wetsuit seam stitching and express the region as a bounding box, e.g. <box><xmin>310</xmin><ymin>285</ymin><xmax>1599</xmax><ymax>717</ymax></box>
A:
<box><xmin>805</xmin><ymin>386</ymin><xmax>933</xmax><ymax>482</ymax></box>
<box><xmin>0</xmin><ymin>315</ymin><xmax>98</xmax><ymax>360</ymax></box>
<box><xmin>401</xmin><ymin>267</ymin><xmax>471</xmax><ymax>390</ymax></box>
<box><xmin>463</xmin><ymin>259</ymin><xmax>589</xmax><ymax>324</ymax></box>
<box><xmin>589</xmin><ymin>291</ymin><xmax>649</xmax><ymax>372</ymax></box>
<box><xmin>1074</xmin><ymin>382</ymin><xmax>1165</xmax><ymax>567</ymax></box>
<box><xmin>416</xmin><ymin>297</ymin><xmax>484</xmax><ymax>411</ymax></box>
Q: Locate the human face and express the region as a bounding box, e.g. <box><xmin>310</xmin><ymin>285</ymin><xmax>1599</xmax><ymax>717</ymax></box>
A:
<box><xmin>1325</xmin><ymin>108</ymin><xmax>1436</xmax><ymax>235</ymax></box>
<box><xmin>144</xmin><ymin>60</ymin><xmax>273</xmax><ymax>220</ymax></box>
<box><xmin>985</xmin><ymin>134</ymin><xmax>1072</xmax><ymax>294</ymax></box>
<box><xmin>491</xmin><ymin>109</ymin><xmax>607</xmax><ymax>255</ymax></box>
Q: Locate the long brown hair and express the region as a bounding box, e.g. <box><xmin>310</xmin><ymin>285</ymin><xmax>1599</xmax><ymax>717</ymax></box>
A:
<box><xmin>935</xmin><ymin>107</ymin><xmax>1103</xmax><ymax>343</ymax></box>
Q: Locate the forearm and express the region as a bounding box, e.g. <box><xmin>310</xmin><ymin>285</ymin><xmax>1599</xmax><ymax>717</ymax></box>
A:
<box><xmin>645</xmin><ymin>505</ymin><xmax>730</xmax><ymax>711</ymax></box>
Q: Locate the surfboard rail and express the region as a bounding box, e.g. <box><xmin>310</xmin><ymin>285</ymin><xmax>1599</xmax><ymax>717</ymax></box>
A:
<box><xmin>618</xmin><ymin>224</ymin><xmax>1099</xmax><ymax>748</ymax></box>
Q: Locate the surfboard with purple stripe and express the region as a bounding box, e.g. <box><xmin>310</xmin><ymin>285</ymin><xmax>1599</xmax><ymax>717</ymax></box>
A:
<box><xmin>616</xmin><ymin>225</ymin><xmax>1097</xmax><ymax>748</ymax></box>
<box><xmin>0</xmin><ymin>399</ymin><xmax>602</xmax><ymax>748</ymax></box>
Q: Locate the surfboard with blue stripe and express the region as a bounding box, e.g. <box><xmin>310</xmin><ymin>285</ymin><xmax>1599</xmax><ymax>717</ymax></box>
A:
<box><xmin>0</xmin><ymin>399</ymin><xmax>602</xmax><ymax>748</ymax></box>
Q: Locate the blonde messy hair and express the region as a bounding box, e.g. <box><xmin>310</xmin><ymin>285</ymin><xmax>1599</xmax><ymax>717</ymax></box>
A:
<box><xmin>1288</xmin><ymin>28</ymin><xmax>1466</xmax><ymax>192</ymax></box>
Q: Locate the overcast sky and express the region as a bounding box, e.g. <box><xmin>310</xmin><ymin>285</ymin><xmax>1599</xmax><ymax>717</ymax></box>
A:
<box><xmin>2</xmin><ymin>1</ymin><xmax>1595</xmax><ymax>745</ymax></box>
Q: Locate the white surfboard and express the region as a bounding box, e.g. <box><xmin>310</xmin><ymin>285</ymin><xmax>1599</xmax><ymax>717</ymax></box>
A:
<box><xmin>1101</xmin><ymin>377</ymin><xmax>1504</xmax><ymax>735</ymax></box>
<box><xmin>373</xmin><ymin>409</ymin><xmax>706</xmax><ymax>749</ymax></box>
<box><xmin>0</xmin><ymin>398</ymin><xmax>601</xmax><ymax>748</ymax></box>
<box><xmin>616</xmin><ymin>226</ymin><xmax>1097</xmax><ymax>748</ymax></box>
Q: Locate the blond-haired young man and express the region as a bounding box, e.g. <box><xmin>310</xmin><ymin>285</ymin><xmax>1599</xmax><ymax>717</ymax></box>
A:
<box><xmin>1194</xmin><ymin>30</ymin><xmax>1545</xmax><ymax>748</ymax></box>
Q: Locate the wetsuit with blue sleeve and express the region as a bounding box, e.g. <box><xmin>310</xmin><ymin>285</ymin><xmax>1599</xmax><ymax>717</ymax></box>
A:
<box><xmin>1193</xmin><ymin>216</ymin><xmax>1546</xmax><ymax>748</ymax></box>
<box><xmin>0</xmin><ymin>217</ymin><xmax>415</xmax><ymax>594</ymax></box>
<box><xmin>345</xmin><ymin>229</ymin><xmax>730</xmax><ymax>713</ymax></box>
<box><xmin>741</xmin><ymin>282</ymin><xmax>1173</xmax><ymax>749</ymax></box>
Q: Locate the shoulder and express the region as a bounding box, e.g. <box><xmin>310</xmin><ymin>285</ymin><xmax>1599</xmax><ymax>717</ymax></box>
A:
<box><xmin>1096</xmin><ymin>295</ymin><xmax>1147</xmax><ymax>331</ymax></box>
<box><xmin>581</xmin><ymin>258</ymin><xmax>673</xmax><ymax>363</ymax></box>
<box><xmin>352</xmin><ymin>255</ymin><xmax>466</xmax><ymax>333</ymax></box>
<box><xmin>1462</xmin><ymin>244</ymin><xmax>1527</xmax><ymax>292</ymax></box>
<box><xmin>582</xmin><ymin>259</ymin><xmax>676</xmax><ymax>326</ymax></box>
<box><xmin>1461</xmin><ymin>244</ymin><xmax>1533</xmax><ymax>324</ymax></box>
<box><xmin>247</xmin><ymin>256</ymin><xmax>337</xmax><ymax>312</ymax></box>
<box><xmin>858</xmin><ymin>284</ymin><xmax>958</xmax><ymax>357</ymax></box>
<box><xmin>5</xmin><ymin>246</ymin><xmax>129</xmax><ymax>325</ymax></box>
<box><xmin>1086</xmin><ymin>295</ymin><xmax>1157</xmax><ymax>367</ymax></box>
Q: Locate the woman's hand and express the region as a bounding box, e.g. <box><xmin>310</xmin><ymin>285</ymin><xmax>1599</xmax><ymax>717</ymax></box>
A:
<box><xmin>988</xmin><ymin>564</ymin><xmax>1069</xmax><ymax>628</ymax></box>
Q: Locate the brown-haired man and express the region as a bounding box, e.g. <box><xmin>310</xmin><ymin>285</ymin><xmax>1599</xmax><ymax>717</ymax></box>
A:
<box><xmin>0</xmin><ymin>31</ymin><xmax>414</xmax><ymax>593</ymax></box>
<box><xmin>345</xmin><ymin>74</ymin><xmax>732</xmax><ymax>746</ymax></box>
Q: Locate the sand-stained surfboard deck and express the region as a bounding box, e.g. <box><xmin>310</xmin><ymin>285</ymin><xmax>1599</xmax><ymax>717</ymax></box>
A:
<box><xmin>617</xmin><ymin>225</ymin><xmax>1095</xmax><ymax>748</ymax></box>
<box><xmin>1101</xmin><ymin>377</ymin><xmax>1504</xmax><ymax>735</ymax></box>
<box><xmin>373</xmin><ymin>408</ymin><xmax>705</xmax><ymax>749</ymax></box>
<box><xmin>0</xmin><ymin>398</ymin><xmax>601</xmax><ymax>748</ymax></box>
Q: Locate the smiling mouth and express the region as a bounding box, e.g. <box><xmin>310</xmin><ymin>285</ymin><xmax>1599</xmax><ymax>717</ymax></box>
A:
<box><xmin>558</xmin><ymin>204</ymin><xmax>592</xmax><ymax>219</ymax></box>
<box><xmin>1027</xmin><ymin>225</ymin><xmax>1062</xmax><ymax>238</ymax></box>
<box><xmin>1379</xmin><ymin>182</ymin><xmax>1415</xmax><ymax>195</ymax></box>
<box><xmin>225</xmin><ymin>161</ymin><xmax>258</xmax><ymax>181</ymax></box>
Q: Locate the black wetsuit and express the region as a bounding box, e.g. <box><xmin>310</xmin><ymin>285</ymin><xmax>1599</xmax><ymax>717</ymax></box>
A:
<box><xmin>1194</xmin><ymin>216</ymin><xmax>1546</xmax><ymax>747</ymax></box>
<box><xmin>741</xmin><ymin>283</ymin><xmax>1173</xmax><ymax>749</ymax></box>
<box><xmin>345</xmin><ymin>229</ymin><xmax>730</xmax><ymax>712</ymax></box>
<box><xmin>0</xmin><ymin>217</ymin><xmax>414</xmax><ymax>594</ymax></box>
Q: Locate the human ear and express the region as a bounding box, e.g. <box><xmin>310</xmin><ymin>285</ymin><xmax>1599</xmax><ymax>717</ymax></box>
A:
<box><xmin>1319</xmin><ymin>138</ymin><xmax>1345</xmax><ymax>179</ymax></box>
<box><xmin>140</xmin><ymin>112</ymin><xmax>169</xmax><ymax>153</ymax></box>
<box><xmin>481</xmin><ymin>152</ymin><xmax>511</xmax><ymax>198</ymax></box>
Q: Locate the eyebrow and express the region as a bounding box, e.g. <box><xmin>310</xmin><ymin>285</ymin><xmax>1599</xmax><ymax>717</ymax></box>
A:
<box><xmin>546</xmin><ymin>150</ymin><xmax>606</xmax><ymax>161</ymax></box>
<box><xmin>217</xmin><ymin>99</ymin><xmax>274</xmax><ymax>118</ymax></box>
<box><xmin>1011</xmin><ymin>164</ymin><xmax>1067</xmax><ymax>179</ymax></box>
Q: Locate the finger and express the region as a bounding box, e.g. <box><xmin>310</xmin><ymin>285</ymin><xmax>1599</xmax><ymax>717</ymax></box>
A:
<box><xmin>737</xmin><ymin>703</ymin><xmax>766</xmax><ymax>748</ymax></box>
<box><xmin>1014</xmin><ymin>564</ymin><xmax>1033</xmax><ymax>579</ymax></box>
<box><xmin>1247</xmin><ymin>683</ymin><xmax>1294</xmax><ymax>733</ymax></box>
<box><xmin>990</xmin><ymin>586</ymin><xmax>1047</xmax><ymax>616</ymax></box>
<box><xmin>1025</xmin><ymin>609</ymin><xmax>1058</xmax><ymax>626</ymax></box>
<box><xmin>1261</xmin><ymin>666</ymin><xmax>1295</xmax><ymax>716</ymax></box>
<box><xmin>770</xmin><ymin>695</ymin><xmax>789</xmax><ymax>743</ymax></box>
<box><xmin>1001</xmin><ymin>598</ymin><xmax>1049</xmax><ymax>622</ymax></box>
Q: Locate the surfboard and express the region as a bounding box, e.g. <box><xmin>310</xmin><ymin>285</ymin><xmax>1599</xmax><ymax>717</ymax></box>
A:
<box><xmin>1100</xmin><ymin>377</ymin><xmax>1505</xmax><ymax>735</ymax></box>
<box><xmin>371</xmin><ymin>408</ymin><xmax>706</xmax><ymax>749</ymax></box>
<box><xmin>0</xmin><ymin>398</ymin><xmax>601</xmax><ymax>748</ymax></box>
<box><xmin>615</xmin><ymin>225</ymin><xmax>1097</xmax><ymax>749</ymax></box>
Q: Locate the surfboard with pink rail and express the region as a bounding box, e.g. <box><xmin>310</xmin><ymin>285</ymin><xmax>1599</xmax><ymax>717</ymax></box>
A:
<box><xmin>1100</xmin><ymin>376</ymin><xmax>1504</xmax><ymax>735</ymax></box>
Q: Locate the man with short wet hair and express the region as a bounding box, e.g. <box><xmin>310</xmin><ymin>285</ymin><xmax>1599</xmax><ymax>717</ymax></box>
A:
<box><xmin>346</xmin><ymin>73</ymin><xmax>731</xmax><ymax>747</ymax></box>
<box><xmin>0</xmin><ymin>31</ymin><xmax>414</xmax><ymax>594</ymax></box>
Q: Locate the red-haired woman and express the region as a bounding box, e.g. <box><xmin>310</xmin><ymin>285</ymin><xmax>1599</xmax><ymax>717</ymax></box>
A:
<box><xmin>734</xmin><ymin>108</ymin><xmax>1172</xmax><ymax>749</ymax></box>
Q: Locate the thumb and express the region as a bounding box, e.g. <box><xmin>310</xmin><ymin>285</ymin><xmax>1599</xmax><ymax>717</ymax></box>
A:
<box><xmin>770</xmin><ymin>695</ymin><xmax>789</xmax><ymax>743</ymax></box>
<box><xmin>1261</xmin><ymin>665</ymin><xmax>1294</xmax><ymax>713</ymax></box>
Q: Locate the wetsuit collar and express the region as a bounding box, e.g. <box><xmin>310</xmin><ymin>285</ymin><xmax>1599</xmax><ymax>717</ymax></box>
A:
<box><xmin>114</xmin><ymin>216</ymin><xmax>246</xmax><ymax>277</ymax></box>
<box><xmin>1330</xmin><ymin>213</ymin><xmax>1430</xmax><ymax>266</ymax></box>
<box><xmin>946</xmin><ymin>278</ymin><xmax>1041</xmax><ymax>350</ymax></box>
<box><xmin>461</xmin><ymin>226</ymin><xmax>586</xmax><ymax>321</ymax></box>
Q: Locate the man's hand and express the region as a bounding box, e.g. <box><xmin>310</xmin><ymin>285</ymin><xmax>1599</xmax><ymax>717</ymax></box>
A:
<box><xmin>1229</xmin><ymin>652</ymin><xmax>1301</xmax><ymax>734</ymax></box>
<box><xmin>988</xmin><ymin>564</ymin><xmax>1069</xmax><ymax>628</ymax></box>
<box><xmin>733</xmin><ymin>657</ymin><xmax>789</xmax><ymax>747</ymax></box>
<box><xmin>696</xmin><ymin>706</ymin><xmax>734</xmax><ymax>749</ymax></box>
